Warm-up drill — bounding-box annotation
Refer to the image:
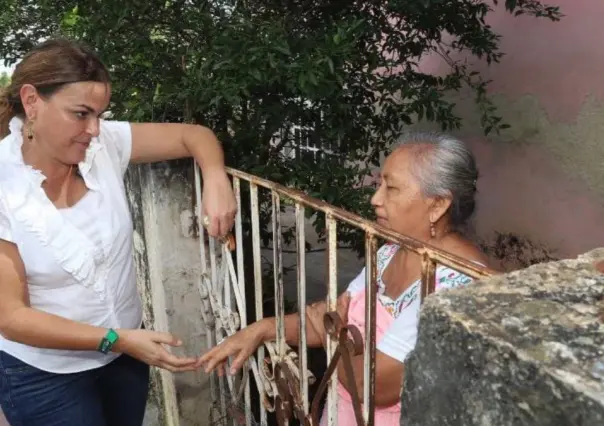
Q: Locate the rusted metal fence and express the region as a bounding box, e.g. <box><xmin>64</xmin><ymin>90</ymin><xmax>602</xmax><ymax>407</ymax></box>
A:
<box><xmin>194</xmin><ymin>165</ymin><xmax>494</xmax><ymax>426</ymax></box>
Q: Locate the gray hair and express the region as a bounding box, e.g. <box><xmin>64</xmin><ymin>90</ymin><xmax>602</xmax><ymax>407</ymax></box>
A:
<box><xmin>397</xmin><ymin>132</ymin><xmax>479</xmax><ymax>228</ymax></box>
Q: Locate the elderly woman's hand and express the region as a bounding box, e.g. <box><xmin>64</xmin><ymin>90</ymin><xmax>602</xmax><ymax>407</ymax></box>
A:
<box><xmin>306</xmin><ymin>292</ymin><xmax>351</xmax><ymax>349</ymax></box>
<box><xmin>336</xmin><ymin>292</ymin><xmax>351</xmax><ymax>326</ymax></box>
<box><xmin>198</xmin><ymin>320</ymin><xmax>270</xmax><ymax>375</ymax></box>
<box><xmin>201</xmin><ymin>169</ymin><xmax>237</xmax><ymax>238</ymax></box>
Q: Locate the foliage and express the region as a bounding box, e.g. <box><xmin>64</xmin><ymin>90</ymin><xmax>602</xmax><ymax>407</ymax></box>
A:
<box><xmin>0</xmin><ymin>0</ymin><xmax>562</xmax><ymax>255</ymax></box>
<box><xmin>0</xmin><ymin>71</ymin><xmax>9</xmax><ymax>87</ymax></box>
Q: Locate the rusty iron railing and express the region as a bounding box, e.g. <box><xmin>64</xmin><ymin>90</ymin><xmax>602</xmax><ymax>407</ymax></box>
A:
<box><xmin>194</xmin><ymin>165</ymin><xmax>495</xmax><ymax>426</ymax></box>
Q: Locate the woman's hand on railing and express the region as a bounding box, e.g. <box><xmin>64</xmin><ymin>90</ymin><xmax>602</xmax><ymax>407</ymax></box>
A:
<box><xmin>201</xmin><ymin>169</ymin><xmax>237</xmax><ymax>238</ymax></box>
<box><xmin>114</xmin><ymin>329</ymin><xmax>199</xmax><ymax>373</ymax></box>
<box><xmin>197</xmin><ymin>320</ymin><xmax>271</xmax><ymax>376</ymax></box>
<box><xmin>306</xmin><ymin>292</ymin><xmax>351</xmax><ymax>349</ymax></box>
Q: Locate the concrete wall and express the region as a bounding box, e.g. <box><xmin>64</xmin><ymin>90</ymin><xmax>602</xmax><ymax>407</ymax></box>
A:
<box><xmin>414</xmin><ymin>0</ymin><xmax>604</xmax><ymax>269</ymax></box>
<box><xmin>126</xmin><ymin>161</ymin><xmax>212</xmax><ymax>426</ymax></box>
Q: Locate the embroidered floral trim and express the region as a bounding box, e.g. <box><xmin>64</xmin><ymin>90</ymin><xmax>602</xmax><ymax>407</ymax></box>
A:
<box><xmin>375</xmin><ymin>244</ymin><xmax>474</xmax><ymax>318</ymax></box>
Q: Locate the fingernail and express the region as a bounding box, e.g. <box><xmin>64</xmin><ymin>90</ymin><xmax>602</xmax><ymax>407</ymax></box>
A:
<box><xmin>230</xmin><ymin>369</ymin><xmax>236</xmax><ymax>375</ymax></box>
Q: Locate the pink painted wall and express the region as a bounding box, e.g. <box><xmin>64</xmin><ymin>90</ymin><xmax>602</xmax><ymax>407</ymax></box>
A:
<box><xmin>471</xmin><ymin>0</ymin><xmax>604</xmax><ymax>122</ymax></box>
<box><xmin>418</xmin><ymin>0</ymin><xmax>604</xmax><ymax>267</ymax></box>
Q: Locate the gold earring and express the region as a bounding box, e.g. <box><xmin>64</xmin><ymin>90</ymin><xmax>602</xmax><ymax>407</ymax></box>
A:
<box><xmin>26</xmin><ymin>121</ymin><xmax>34</xmax><ymax>141</ymax></box>
<box><xmin>429</xmin><ymin>221</ymin><xmax>436</xmax><ymax>238</ymax></box>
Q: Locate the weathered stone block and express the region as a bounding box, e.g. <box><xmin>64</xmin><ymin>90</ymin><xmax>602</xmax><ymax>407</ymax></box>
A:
<box><xmin>401</xmin><ymin>249</ymin><xmax>604</xmax><ymax>426</ymax></box>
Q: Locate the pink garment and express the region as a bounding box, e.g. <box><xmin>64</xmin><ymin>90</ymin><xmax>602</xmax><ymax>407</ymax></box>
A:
<box><xmin>320</xmin><ymin>289</ymin><xmax>401</xmax><ymax>426</ymax></box>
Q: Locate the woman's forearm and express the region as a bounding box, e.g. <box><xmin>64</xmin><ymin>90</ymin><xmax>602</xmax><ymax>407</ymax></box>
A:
<box><xmin>0</xmin><ymin>306</ymin><xmax>110</xmax><ymax>351</ymax></box>
<box><xmin>260</xmin><ymin>311</ymin><xmax>325</xmax><ymax>348</ymax></box>
<box><xmin>182</xmin><ymin>125</ymin><xmax>226</xmax><ymax>177</ymax></box>
<box><xmin>337</xmin><ymin>351</ymin><xmax>404</xmax><ymax>408</ymax></box>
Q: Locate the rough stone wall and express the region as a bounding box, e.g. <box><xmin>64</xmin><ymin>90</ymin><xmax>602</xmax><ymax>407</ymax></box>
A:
<box><xmin>400</xmin><ymin>249</ymin><xmax>604</xmax><ymax>426</ymax></box>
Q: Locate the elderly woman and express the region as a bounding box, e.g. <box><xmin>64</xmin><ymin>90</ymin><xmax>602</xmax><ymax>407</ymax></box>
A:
<box><xmin>0</xmin><ymin>39</ymin><xmax>236</xmax><ymax>426</ymax></box>
<box><xmin>199</xmin><ymin>133</ymin><xmax>488</xmax><ymax>425</ymax></box>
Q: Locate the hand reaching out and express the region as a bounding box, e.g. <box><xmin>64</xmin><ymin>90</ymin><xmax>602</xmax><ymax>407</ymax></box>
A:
<box><xmin>197</xmin><ymin>321</ymin><xmax>269</xmax><ymax>376</ymax></box>
<box><xmin>114</xmin><ymin>329</ymin><xmax>199</xmax><ymax>373</ymax></box>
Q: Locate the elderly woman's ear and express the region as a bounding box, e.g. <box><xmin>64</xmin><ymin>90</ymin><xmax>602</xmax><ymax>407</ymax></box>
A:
<box><xmin>428</xmin><ymin>195</ymin><xmax>452</xmax><ymax>225</ymax></box>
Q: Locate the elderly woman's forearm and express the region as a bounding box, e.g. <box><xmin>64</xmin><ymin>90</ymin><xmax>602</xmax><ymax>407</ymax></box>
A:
<box><xmin>261</xmin><ymin>312</ymin><xmax>324</xmax><ymax>348</ymax></box>
<box><xmin>337</xmin><ymin>352</ymin><xmax>404</xmax><ymax>408</ymax></box>
<box><xmin>0</xmin><ymin>306</ymin><xmax>108</xmax><ymax>351</ymax></box>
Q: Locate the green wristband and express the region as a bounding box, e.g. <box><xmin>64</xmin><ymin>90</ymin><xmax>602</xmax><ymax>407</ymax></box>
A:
<box><xmin>97</xmin><ymin>328</ymin><xmax>120</xmax><ymax>354</ymax></box>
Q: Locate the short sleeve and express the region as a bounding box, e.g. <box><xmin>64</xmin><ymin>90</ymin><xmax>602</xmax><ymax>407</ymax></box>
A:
<box><xmin>99</xmin><ymin>120</ymin><xmax>132</xmax><ymax>176</ymax></box>
<box><xmin>435</xmin><ymin>266</ymin><xmax>475</xmax><ymax>290</ymax></box>
<box><xmin>0</xmin><ymin>194</ymin><xmax>14</xmax><ymax>243</ymax></box>
<box><xmin>375</xmin><ymin>265</ymin><xmax>479</xmax><ymax>364</ymax></box>
<box><xmin>376</xmin><ymin>300</ymin><xmax>419</xmax><ymax>363</ymax></box>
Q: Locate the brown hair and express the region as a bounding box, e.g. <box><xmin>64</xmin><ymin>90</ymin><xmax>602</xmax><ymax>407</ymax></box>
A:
<box><xmin>0</xmin><ymin>38</ymin><xmax>111</xmax><ymax>138</ymax></box>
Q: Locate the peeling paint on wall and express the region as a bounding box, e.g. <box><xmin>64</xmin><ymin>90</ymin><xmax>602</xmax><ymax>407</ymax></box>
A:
<box><xmin>125</xmin><ymin>160</ymin><xmax>214</xmax><ymax>426</ymax></box>
<box><xmin>411</xmin><ymin>0</ymin><xmax>604</xmax><ymax>262</ymax></box>
<box><xmin>449</xmin><ymin>91</ymin><xmax>604</xmax><ymax>261</ymax></box>
<box><xmin>479</xmin><ymin>231</ymin><xmax>558</xmax><ymax>271</ymax></box>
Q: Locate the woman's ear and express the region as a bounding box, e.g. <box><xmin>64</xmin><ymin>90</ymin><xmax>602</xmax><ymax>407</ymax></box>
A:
<box><xmin>429</xmin><ymin>195</ymin><xmax>452</xmax><ymax>224</ymax></box>
<box><xmin>19</xmin><ymin>84</ymin><xmax>40</xmax><ymax>120</ymax></box>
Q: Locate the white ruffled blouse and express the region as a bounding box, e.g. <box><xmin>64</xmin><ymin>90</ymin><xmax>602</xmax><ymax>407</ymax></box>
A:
<box><xmin>0</xmin><ymin>117</ymin><xmax>142</xmax><ymax>373</ymax></box>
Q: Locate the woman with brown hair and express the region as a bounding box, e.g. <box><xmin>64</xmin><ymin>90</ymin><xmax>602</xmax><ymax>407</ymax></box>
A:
<box><xmin>0</xmin><ymin>39</ymin><xmax>236</xmax><ymax>426</ymax></box>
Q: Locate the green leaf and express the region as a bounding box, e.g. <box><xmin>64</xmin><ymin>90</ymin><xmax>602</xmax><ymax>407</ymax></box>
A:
<box><xmin>274</xmin><ymin>44</ymin><xmax>291</xmax><ymax>56</ymax></box>
<box><xmin>326</xmin><ymin>57</ymin><xmax>334</xmax><ymax>74</ymax></box>
<box><xmin>505</xmin><ymin>0</ymin><xmax>518</xmax><ymax>11</ymax></box>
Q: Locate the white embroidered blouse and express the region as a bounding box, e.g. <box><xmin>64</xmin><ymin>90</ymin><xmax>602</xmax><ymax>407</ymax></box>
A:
<box><xmin>347</xmin><ymin>243</ymin><xmax>477</xmax><ymax>363</ymax></box>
